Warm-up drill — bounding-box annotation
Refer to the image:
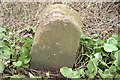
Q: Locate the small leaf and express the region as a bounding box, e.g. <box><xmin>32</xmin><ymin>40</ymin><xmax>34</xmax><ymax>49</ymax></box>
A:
<box><xmin>100</xmin><ymin>61</ymin><xmax>109</xmax><ymax>68</ymax></box>
<box><xmin>77</xmin><ymin>68</ymin><xmax>85</xmax><ymax>77</ymax></box>
<box><xmin>114</xmin><ymin>50</ymin><xmax>120</xmax><ymax>59</ymax></box>
<box><xmin>24</xmin><ymin>58</ymin><xmax>30</xmax><ymax>64</ymax></box>
<box><xmin>87</xmin><ymin>60</ymin><xmax>95</xmax><ymax>73</ymax></box>
<box><xmin>21</xmin><ymin>64</ymin><xmax>29</xmax><ymax>68</ymax></box>
<box><xmin>109</xmin><ymin>65</ymin><xmax>116</xmax><ymax>72</ymax></box>
<box><xmin>107</xmin><ymin>37</ymin><xmax>118</xmax><ymax>46</ymax></box>
<box><xmin>103</xmin><ymin>43</ymin><xmax>118</xmax><ymax>52</ymax></box>
<box><xmin>0</xmin><ymin>61</ymin><xmax>5</xmax><ymax>73</ymax></box>
<box><xmin>114</xmin><ymin>60</ymin><xmax>118</xmax><ymax>66</ymax></box>
<box><xmin>94</xmin><ymin>53</ymin><xmax>102</xmax><ymax>61</ymax></box>
<box><xmin>60</xmin><ymin>67</ymin><xmax>74</xmax><ymax>78</ymax></box>
<box><xmin>13</xmin><ymin>61</ymin><xmax>22</xmax><ymax>67</ymax></box>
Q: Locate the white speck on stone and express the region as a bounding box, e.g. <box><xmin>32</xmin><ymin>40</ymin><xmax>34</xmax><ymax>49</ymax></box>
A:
<box><xmin>56</xmin><ymin>42</ymin><xmax>61</xmax><ymax>46</ymax></box>
<box><xmin>54</xmin><ymin>54</ymin><xmax>56</xmax><ymax>56</ymax></box>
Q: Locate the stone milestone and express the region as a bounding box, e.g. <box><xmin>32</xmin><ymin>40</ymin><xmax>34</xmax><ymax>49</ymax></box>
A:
<box><xmin>31</xmin><ymin>4</ymin><xmax>82</xmax><ymax>70</ymax></box>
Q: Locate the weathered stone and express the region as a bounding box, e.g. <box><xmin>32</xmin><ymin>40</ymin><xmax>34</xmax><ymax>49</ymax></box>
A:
<box><xmin>31</xmin><ymin>4</ymin><xmax>82</xmax><ymax>70</ymax></box>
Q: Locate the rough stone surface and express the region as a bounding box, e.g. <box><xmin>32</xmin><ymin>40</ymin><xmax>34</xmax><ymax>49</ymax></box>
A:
<box><xmin>31</xmin><ymin>4</ymin><xmax>82</xmax><ymax>70</ymax></box>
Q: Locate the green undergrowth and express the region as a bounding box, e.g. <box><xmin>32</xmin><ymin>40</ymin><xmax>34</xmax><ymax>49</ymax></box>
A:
<box><xmin>0</xmin><ymin>25</ymin><xmax>120</xmax><ymax>79</ymax></box>
<box><xmin>60</xmin><ymin>33</ymin><xmax>120</xmax><ymax>79</ymax></box>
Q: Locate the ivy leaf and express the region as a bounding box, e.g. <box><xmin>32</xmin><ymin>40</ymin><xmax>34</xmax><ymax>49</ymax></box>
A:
<box><xmin>104</xmin><ymin>69</ymin><xmax>113</xmax><ymax>78</ymax></box>
<box><xmin>0</xmin><ymin>61</ymin><xmax>5</xmax><ymax>73</ymax></box>
<box><xmin>114</xmin><ymin>50</ymin><xmax>120</xmax><ymax>59</ymax></box>
<box><xmin>114</xmin><ymin>60</ymin><xmax>118</xmax><ymax>66</ymax></box>
<box><xmin>24</xmin><ymin>58</ymin><xmax>30</xmax><ymax>64</ymax></box>
<box><xmin>109</xmin><ymin>65</ymin><xmax>116</xmax><ymax>72</ymax></box>
<box><xmin>103</xmin><ymin>43</ymin><xmax>118</xmax><ymax>52</ymax></box>
<box><xmin>94</xmin><ymin>53</ymin><xmax>102</xmax><ymax>61</ymax></box>
<box><xmin>100</xmin><ymin>61</ymin><xmax>109</xmax><ymax>68</ymax></box>
<box><xmin>13</xmin><ymin>61</ymin><xmax>22</xmax><ymax>67</ymax></box>
<box><xmin>60</xmin><ymin>67</ymin><xmax>74</xmax><ymax>78</ymax></box>
<box><xmin>107</xmin><ymin>37</ymin><xmax>118</xmax><ymax>46</ymax></box>
<box><xmin>87</xmin><ymin>60</ymin><xmax>97</xmax><ymax>73</ymax></box>
<box><xmin>60</xmin><ymin>67</ymin><xmax>80</xmax><ymax>78</ymax></box>
<box><xmin>77</xmin><ymin>68</ymin><xmax>85</xmax><ymax>77</ymax></box>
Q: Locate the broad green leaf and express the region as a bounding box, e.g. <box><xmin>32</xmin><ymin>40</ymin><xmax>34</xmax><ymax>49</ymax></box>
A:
<box><xmin>112</xmin><ymin>34</ymin><xmax>118</xmax><ymax>41</ymax></box>
<box><xmin>107</xmin><ymin>37</ymin><xmax>118</xmax><ymax>46</ymax></box>
<box><xmin>114</xmin><ymin>60</ymin><xmax>118</xmax><ymax>66</ymax></box>
<box><xmin>94</xmin><ymin>38</ymin><xmax>103</xmax><ymax>46</ymax></box>
<box><xmin>0</xmin><ymin>61</ymin><xmax>5</xmax><ymax>73</ymax></box>
<box><xmin>98</xmin><ymin>69</ymin><xmax>106</xmax><ymax>78</ymax></box>
<box><xmin>94</xmin><ymin>53</ymin><xmax>102</xmax><ymax>61</ymax></box>
<box><xmin>87</xmin><ymin>60</ymin><xmax>95</xmax><ymax>73</ymax></box>
<box><xmin>103</xmin><ymin>43</ymin><xmax>118</xmax><ymax>52</ymax></box>
<box><xmin>60</xmin><ymin>67</ymin><xmax>76</xmax><ymax>78</ymax></box>
<box><xmin>92</xmin><ymin>58</ymin><xmax>98</xmax><ymax>66</ymax></box>
<box><xmin>104</xmin><ymin>69</ymin><xmax>113</xmax><ymax>78</ymax></box>
<box><xmin>4</xmin><ymin>50</ymin><xmax>12</xmax><ymax>58</ymax></box>
<box><xmin>13</xmin><ymin>61</ymin><xmax>22</xmax><ymax>67</ymax></box>
<box><xmin>88</xmin><ymin>73</ymin><xmax>94</xmax><ymax>78</ymax></box>
<box><xmin>24</xmin><ymin>58</ymin><xmax>30</xmax><ymax>64</ymax></box>
<box><xmin>100</xmin><ymin>61</ymin><xmax>109</xmax><ymax>68</ymax></box>
<box><xmin>93</xmin><ymin>47</ymin><xmax>102</xmax><ymax>53</ymax></box>
<box><xmin>77</xmin><ymin>68</ymin><xmax>85</xmax><ymax>77</ymax></box>
<box><xmin>21</xmin><ymin>64</ymin><xmax>29</xmax><ymax>68</ymax></box>
<box><xmin>114</xmin><ymin>50</ymin><xmax>120</xmax><ymax>59</ymax></box>
<box><xmin>109</xmin><ymin>65</ymin><xmax>116</xmax><ymax>72</ymax></box>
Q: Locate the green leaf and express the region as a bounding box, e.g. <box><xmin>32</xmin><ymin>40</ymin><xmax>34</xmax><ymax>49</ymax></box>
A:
<box><xmin>4</xmin><ymin>50</ymin><xmax>12</xmax><ymax>58</ymax></box>
<box><xmin>104</xmin><ymin>69</ymin><xmax>113</xmax><ymax>78</ymax></box>
<box><xmin>77</xmin><ymin>68</ymin><xmax>85</xmax><ymax>77</ymax></box>
<box><xmin>13</xmin><ymin>61</ymin><xmax>22</xmax><ymax>67</ymax></box>
<box><xmin>107</xmin><ymin>37</ymin><xmax>118</xmax><ymax>46</ymax></box>
<box><xmin>60</xmin><ymin>67</ymin><xmax>80</xmax><ymax>78</ymax></box>
<box><xmin>60</xmin><ymin>67</ymin><xmax>74</xmax><ymax>78</ymax></box>
<box><xmin>24</xmin><ymin>58</ymin><xmax>30</xmax><ymax>64</ymax></box>
<box><xmin>0</xmin><ymin>61</ymin><xmax>5</xmax><ymax>73</ymax></box>
<box><xmin>92</xmin><ymin>58</ymin><xmax>98</xmax><ymax>66</ymax></box>
<box><xmin>112</xmin><ymin>34</ymin><xmax>118</xmax><ymax>41</ymax></box>
<box><xmin>109</xmin><ymin>65</ymin><xmax>116</xmax><ymax>72</ymax></box>
<box><xmin>103</xmin><ymin>43</ymin><xmax>118</xmax><ymax>52</ymax></box>
<box><xmin>114</xmin><ymin>60</ymin><xmax>118</xmax><ymax>66</ymax></box>
<box><xmin>98</xmin><ymin>69</ymin><xmax>106</xmax><ymax>78</ymax></box>
<box><xmin>87</xmin><ymin>60</ymin><xmax>95</xmax><ymax>73</ymax></box>
<box><xmin>94</xmin><ymin>53</ymin><xmax>102</xmax><ymax>61</ymax></box>
<box><xmin>114</xmin><ymin>50</ymin><xmax>120</xmax><ymax>59</ymax></box>
<box><xmin>100</xmin><ymin>61</ymin><xmax>109</xmax><ymax>68</ymax></box>
<box><xmin>21</xmin><ymin>64</ymin><xmax>29</xmax><ymax>68</ymax></box>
